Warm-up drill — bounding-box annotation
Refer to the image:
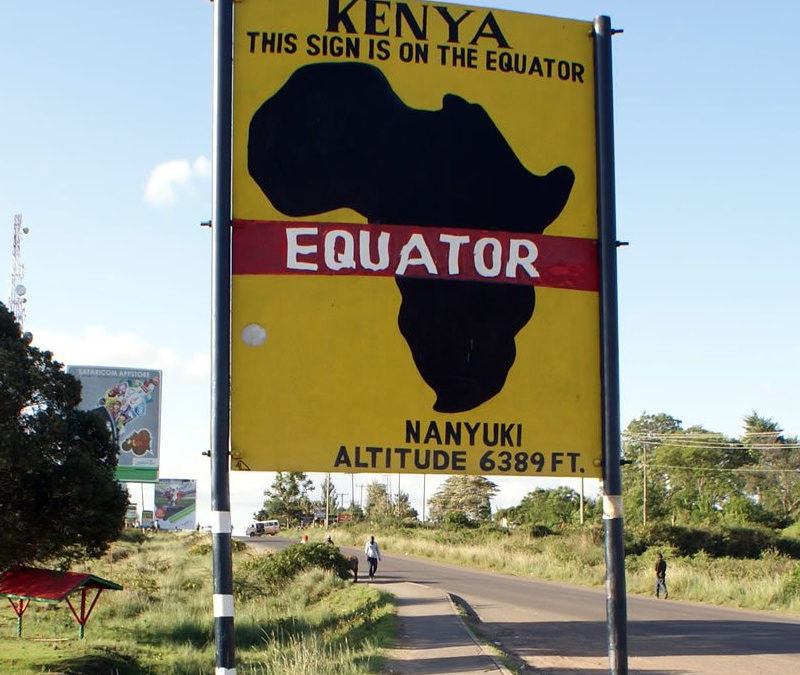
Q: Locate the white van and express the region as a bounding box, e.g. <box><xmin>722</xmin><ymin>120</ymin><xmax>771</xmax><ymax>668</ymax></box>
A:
<box><xmin>246</xmin><ymin>520</ymin><xmax>280</xmax><ymax>537</ymax></box>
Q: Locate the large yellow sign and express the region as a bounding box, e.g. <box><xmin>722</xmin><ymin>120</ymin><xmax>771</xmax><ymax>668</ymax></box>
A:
<box><xmin>231</xmin><ymin>0</ymin><xmax>601</xmax><ymax>478</ymax></box>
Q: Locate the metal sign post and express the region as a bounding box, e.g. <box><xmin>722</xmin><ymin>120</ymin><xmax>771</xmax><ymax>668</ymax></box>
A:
<box><xmin>593</xmin><ymin>15</ymin><xmax>629</xmax><ymax>675</ymax></box>
<box><xmin>211</xmin><ymin>0</ymin><xmax>235</xmax><ymax>673</ymax></box>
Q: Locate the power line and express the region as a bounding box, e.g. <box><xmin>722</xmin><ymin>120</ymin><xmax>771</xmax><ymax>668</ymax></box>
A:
<box><xmin>645</xmin><ymin>464</ymin><xmax>800</xmax><ymax>474</ymax></box>
<box><xmin>622</xmin><ymin>433</ymin><xmax>800</xmax><ymax>451</ymax></box>
<box><xmin>626</xmin><ymin>442</ymin><xmax>800</xmax><ymax>452</ymax></box>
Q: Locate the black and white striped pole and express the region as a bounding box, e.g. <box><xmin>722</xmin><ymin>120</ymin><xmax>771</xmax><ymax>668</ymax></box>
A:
<box><xmin>211</xmin><ymin>0</ymin><xmax>235</xmax><ymax>672</ymax></box>
<box><xmin>594</xmin><ymin>15</ymin><xmax>628</xmax><ymax>675</ymax></box>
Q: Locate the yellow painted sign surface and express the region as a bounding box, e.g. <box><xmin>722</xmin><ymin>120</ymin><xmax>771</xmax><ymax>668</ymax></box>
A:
<box><xmin>231</xmin><ymin>0</ymin><xmax>601</xmax><ymax>478</ymax></box>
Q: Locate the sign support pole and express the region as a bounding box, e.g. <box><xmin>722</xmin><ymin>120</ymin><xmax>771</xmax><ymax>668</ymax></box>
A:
<box><xmin>593</xmin><ymin>15</ymin><xmax>628</xmax><ymax>675</ymax></box>
<box><xmin>212</xmin><ymin>0</ymin><xmax>235</xmax><ymax>673</ymax></box>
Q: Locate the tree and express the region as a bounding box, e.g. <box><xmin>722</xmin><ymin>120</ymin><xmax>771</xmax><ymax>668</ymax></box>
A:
<box><xmin>315</xmin><ymin>474</ymin><xmax>339</xmax><ymax>514</ymax></box>
<box><xmin>741</xmin><ymin>412</ymin><xmax>800</xmax><ymax>523</ymax></box>
<box><xmin>621</xmin><ymin>413</ymin><xmax>682</xmax><ymax>526</ymax></box>
<box><xmin>428</xmin><ymin>475</ymin><xmax>498</xmax><ymax>523</ymax></box>
<box><xmin>654</xmin><ymin>426</ymin><xmax>750</xmax><ymax>524</ymax></box>
<box><xmin>254</xmin><ymin>472</ymin><xmax>314</xmax><ymax>526</ymax></box>
<box><xmin>0</xmin><ymin>303</ymin><xmax>128</xmax><ymax>571</ymax></box>
<box><xmin>363</xmin><ymin>481</ymin><xmax>417</xmax><ymax>522</ymax></box>
<box><xmin>392</xmin><ymin>490</ymin><xmax>418</xmax><ymax>521</ymax></box>
<box><xmin>363</xmin><ymin>481</ymin><xmax>392</xmax><ymax>520</ymax></box>
<box><xmin>504</xmin><ymin>486</ymin><xmax>583</xmax><ymax>529</ymax></box>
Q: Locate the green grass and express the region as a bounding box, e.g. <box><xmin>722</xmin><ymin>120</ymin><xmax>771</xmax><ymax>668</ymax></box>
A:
<box><xmin>0</xmin><ymin>531</ymin><xmax>394</xmax><ymax>674</ymax></box>
<box><xmin>332</xmin><ymin>522</ymin><xmax>800</xmax><ymax>613</ymax></box>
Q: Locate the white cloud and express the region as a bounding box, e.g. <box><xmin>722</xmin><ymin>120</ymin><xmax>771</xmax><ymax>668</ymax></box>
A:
<box><xmin>184</xmin><ymin>352</ymin><xmax>211</xmax><ymax>379</ymax></box>
<box><xmin>144</xmin><ymin>156</ymin><xmax>210</xmax><ymax>206</ymax></box>
<box><xmin>32</xmin><ymin>325</ymin><xmax>206</xmax><ymax>381</ymax></box>
<box><xmin>192</xmin><ymin>155</ymin><xmax>211</xmax><ymax>179</ymax></box>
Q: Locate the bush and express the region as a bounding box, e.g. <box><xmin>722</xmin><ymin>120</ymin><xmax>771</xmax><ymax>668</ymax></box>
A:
<box><xmin>443</xmin><ymin>512</ymin><xmax>477</xmax><ymax>529</ymax></box>
<box><xmin>782</xmin><ymin>562</ymin><xmax>800</xmax><ymax>600</ymax></box>
<box><xmin>528</xmin><ymin>524</ymin><xmax>554</xmax><ymax>538</ymax></box>
<box><xmin>776</xmin><ymin>536</ymin><xmax>800</xmax><ymax>558</ymax></box>
<box><xmin>188</xmin><ymin>542</ymin><xmax>212</xmax><ymax>556</ymax></box>
<box><xmin>623</xmin><ymin>528</ymin><xmax>649</xmax><ymax>556</ymax></box>
<box><xmin>231</xmin><ymin>539</ymin><xmax>248</xmax><ymax>552</ymax></box>
<box><xmin>243</xmin><ymin>543</ymin><xmax>354</xmax><ymax>588</ymax></box>
<box><xmin>118</xmin><ymin>530</ymin><xmax>146</xmax><ymax>545</ymax></box>
<box><xmin>186</xmin><ymin>538</ymin><xmax>248</xmax><ymax>556</ymax></box>
<box><xmin>721</xmin><ymin>527</ymin><xmax>776</xmax><ymax>558</ymax></box>
<box><xmin>636</xmin><ymin>524</ymin><xmax>800</xmax><ymax>559</ymax></box>
<box><xmin>781</xmin><ymin>520</ymin><xmax>800</xmax><ymax>541</ymax></box>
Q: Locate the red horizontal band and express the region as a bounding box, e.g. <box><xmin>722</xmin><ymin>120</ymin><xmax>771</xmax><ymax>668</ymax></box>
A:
<box><xmin>232</xmin><ymin>219</ymin><xmax>598</xmax><ymax>292</ymax></box>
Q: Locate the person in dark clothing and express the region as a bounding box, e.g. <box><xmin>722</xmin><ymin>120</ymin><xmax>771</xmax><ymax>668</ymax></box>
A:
<box><xmin>655</xmin><ymin>553</ymin><xmax>668</xmax><ymax>599</ymax></box>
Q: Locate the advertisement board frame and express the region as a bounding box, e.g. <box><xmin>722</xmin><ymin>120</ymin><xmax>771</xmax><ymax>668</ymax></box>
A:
<box><xmin>67</xmin><ymin>365</ymin><xmax>162</xmax><ymax>483</ymax></box>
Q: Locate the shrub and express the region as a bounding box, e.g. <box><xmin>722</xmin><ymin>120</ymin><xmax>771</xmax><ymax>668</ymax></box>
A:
<box><xmin>623</xmin><ymin>529</ymin><xmax>648</xmax><ymax>556</ymax></box>
<box><xmin>243</xmin><ymin>543</ymin><xmax>353</xmax><ymax>588</ymax></box>
<box><xmin>443</xmin><ymin>512</ymin><xmax>477</xmax><ymax>529</ymax></box>
<box><xmin>642</xmin><ymin>524</ymin><xmax>796</xmax><ymax>559</ymax></box>
<box><xmin>186</xmin><ymin>538</ymin><xmax>247</xmax><ymax>556</ymax></box>
<box><xmin>180</xmin><ymin>577</ymin><xmax>203</xmax><ymax>591</ymax></box>
<box><xmin>125</xmin><ymin>569</ymin><xmax>159</xmax><ymax>599</ymax></box>
<box><xmin>782</xmin><ymin>562</ymin><xmax>800</xmax><ymax>600</ymax></box>
<box><xmin>188</xmin><ymin>542</ymin><xmax>212</xmax><ymax>556</ymax></box>
<box><xmin>118</xmin><ymin>530</ymin><xmax>147</xmax><ymax>545</ymax></box>
<box><xmin>721</xmin><ymin>527</ymin><xmax>775</xmax><ymax>558</ymax></box>
<box><xmin>781</xmin><ymin>520</ymin><xmax>800</xmax><ymax>541</ymax></box>
<box><xmin>776</xmin><ymin>536</ymin><xmax>800</xmax><ymax>559</ymax></box>
<box><xmin>528</xmin><ymin>524</ymin><xmax>554</xmax><ymax>538</ymax></box>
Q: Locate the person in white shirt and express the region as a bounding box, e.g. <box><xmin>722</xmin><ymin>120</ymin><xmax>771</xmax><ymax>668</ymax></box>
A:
<box><xmin>364</xmin><ymin>535</ymin><xmax>382</xmax><ymax>580</ymax></box>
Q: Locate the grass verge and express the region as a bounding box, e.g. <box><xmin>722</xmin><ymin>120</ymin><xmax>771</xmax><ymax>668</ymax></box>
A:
<box><xmin>0</xmin><ymin>530</ymin><xmax>394</xmax><ymax>674</ymax></box>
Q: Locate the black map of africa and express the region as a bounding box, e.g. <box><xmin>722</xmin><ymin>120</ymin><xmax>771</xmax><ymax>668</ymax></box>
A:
<box><xmin>248</xmin><ymin>62</ymin><xmax>574</xmax><ymax>412</ymax></box>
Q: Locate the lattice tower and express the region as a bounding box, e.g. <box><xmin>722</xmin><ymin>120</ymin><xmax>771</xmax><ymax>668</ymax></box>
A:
<box><xmin>9</xmin><ymin>213</ymin><xmax>28</xmax><ymax>328</ymax></box>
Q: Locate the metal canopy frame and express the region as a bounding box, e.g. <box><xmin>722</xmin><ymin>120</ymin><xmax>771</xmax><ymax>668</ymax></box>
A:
<box><xmin>0</xmin><ymin>566</ymin><xmax>122</xmax><ymax>639</ymax></box>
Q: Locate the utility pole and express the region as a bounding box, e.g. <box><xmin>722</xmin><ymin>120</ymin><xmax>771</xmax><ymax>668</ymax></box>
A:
<box><xmin>580</xmin><ymin>477</ymin><xmax>585</xmax><ymax>525</ymax></box>
<box><xmin>324</xmin><ymin>473</ymin><xmax>331</xmax><ymax>529</ymax></box>
<box><xmin>422</xmin><ymin>474</ymin><xmax>426</xmax><ymax>523</ymax></box>
<box><xmin>642</xmin><ymin>445</ymin><xmax>647</xmax><ymax>526</ymax></box>
<box><xmin>397</xmin><ymin>474</ymin><xmax>401</xmax><ymax>515</ymax></box>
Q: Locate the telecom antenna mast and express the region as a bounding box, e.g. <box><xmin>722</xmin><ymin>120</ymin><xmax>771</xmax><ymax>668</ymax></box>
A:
<box><xmin>9</xmin><ymin>213</ymin><xmax>29</xmax><ymax>328</ymax></box>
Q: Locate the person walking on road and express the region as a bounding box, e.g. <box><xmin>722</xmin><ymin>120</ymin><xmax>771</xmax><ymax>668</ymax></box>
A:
<box><xmin>655</xmin><ymin>552</ymin><xmax>668</xmax><ymax>599</ymax></box>
<box><xmin>365</xmin><ymin>535</ymin><xmax>382</xmax><ymax>580</ymax></box>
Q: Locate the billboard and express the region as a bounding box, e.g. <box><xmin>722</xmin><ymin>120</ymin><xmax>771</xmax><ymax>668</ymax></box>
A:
<box><xmin>154</xmin><ymin>479</ymin><xmax>197</xmax><ymax>530</ymax></box>
<box><xmin>141</xmin><ymin>509</ymin><xmax>154</xmax><ymax>529</ymax></box>
<box><xmin>68</xmin><ymin>366</ymin><xmax>162</xmax><ymax>482</ymax></box>
<box><xmin>231</xmin><ymin>0</ymin><xmax>601</xmax><ymax>478</ymax></box>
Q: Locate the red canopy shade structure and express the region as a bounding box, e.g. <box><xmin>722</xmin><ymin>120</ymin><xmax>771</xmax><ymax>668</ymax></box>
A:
<box><xmin>0</xmin><ymin>566</ymin><xmax>122</xmax><ymax>638</ymax></box>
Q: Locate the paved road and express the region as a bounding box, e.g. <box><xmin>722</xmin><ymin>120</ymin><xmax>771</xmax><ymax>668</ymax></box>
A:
<box><xmin>244</xmin><ymin>537</ymin><xmax>800</xmax><ymax>674</ymax></box>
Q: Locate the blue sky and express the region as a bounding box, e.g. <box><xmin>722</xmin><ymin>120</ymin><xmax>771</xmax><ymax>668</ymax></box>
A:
<box><xmin>2</xmin><ymin>1</ymin><xmax>798</xmax><ymax>531</ymax></box>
